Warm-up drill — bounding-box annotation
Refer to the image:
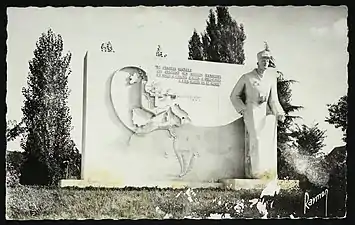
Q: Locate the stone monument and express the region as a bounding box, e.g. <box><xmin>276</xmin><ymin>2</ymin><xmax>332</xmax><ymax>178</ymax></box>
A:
<box><xmin>60</xmin><ymin>51</ymin><xmax>299</xmax><ymax>190</ymax></box>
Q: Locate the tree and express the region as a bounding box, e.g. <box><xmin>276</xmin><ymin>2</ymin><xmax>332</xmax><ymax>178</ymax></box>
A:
<box><xmin>291</xmin><ymin>123</ymin><xmax>326</xmax><ymax>156</ymax></box>
<box><xmin>324</xmin><ymin>145</ymin><xmax>346</xmax><ymax>215</ymax></box>
<box><xmin>6</xmin><ymin>120</ymin><xmax>26</xmax><ymax>142</ymax></box>
<box><xmin>216</xmin><ymin>7</ymin><xmax>246</xmax><ymax>64</ymax></box>
<box><xmin>275</xmin><ymin>73</ymin><xmax>304</xmax><ymax>146</ymax></box>
<box><xmin>325</xmin><ymin>95</ymin><xmax>347</xmax><ymax>142</ymax></box>
<box><xmin>201</xmin><ymin>9</ymin><xmax>219</xmax><ymax>62</ymax></box>
<box><xmin>63</xmin><ymin>141</ymin><xmax>81</xmax><ymax>179</ymax></box>
<box><xmin>188</xmin><ymin>29</ymin><xmax>203</xmax><ymax>60</ymax></box>
<box><xmin>20</xmin><ymin>28</ymin><xmax>78</xmax><ymax>185</ymax></box>
<box><xmin>156</xmin><ymin>45</ymin><xmax>167</xmax><ymax>58</ymax></box>
<box><xmin>190</xmin><ymin>7</ymin><xmax>246</xmax><ymax>64</ymax></box>
<box><xmin>101</xmin><ymin>41</ymin><xmax>115</xmax><ymax>52</ymax></box>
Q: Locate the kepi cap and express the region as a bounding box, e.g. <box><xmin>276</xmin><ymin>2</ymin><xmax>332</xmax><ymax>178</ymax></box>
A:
<box><xmin>257</xmin><ymin>49</ymin><xmax>272</xmax><ymax>61</ymax></box>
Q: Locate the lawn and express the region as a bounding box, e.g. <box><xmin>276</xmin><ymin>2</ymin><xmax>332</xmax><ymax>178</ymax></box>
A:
<box><xmin>6</xmin><ymin>183</ymin><xmax>345</xmax><ymax>220</ymax></box>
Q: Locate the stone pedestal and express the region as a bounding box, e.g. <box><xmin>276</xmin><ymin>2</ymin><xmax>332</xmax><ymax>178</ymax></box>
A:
<box><xmin>60</xmin><ymin>179</ymin><xmax>299</xmax><ymax>190</ymax></box>
<box><xmin>60</xmin><ymin>179</ymin><xmax>223</xmax><ymax>189</ymax></box>
<box><xmin>220</xmin><ymin>179</ymin><xmax>299</xmax><ymax>190</ymax></box>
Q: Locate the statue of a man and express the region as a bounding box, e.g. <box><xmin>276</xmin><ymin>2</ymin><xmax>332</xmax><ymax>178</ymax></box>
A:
<box><xmin>230</xmin><ymin>46</ymin><xmax>285</xmax><ymax>179</ymax></box>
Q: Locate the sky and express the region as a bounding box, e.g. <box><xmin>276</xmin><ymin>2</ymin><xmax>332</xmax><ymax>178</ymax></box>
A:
<box><xmin>6</xmin><ymin>6</ymin><xmax>348</xmax><ymax>154</ymax></box>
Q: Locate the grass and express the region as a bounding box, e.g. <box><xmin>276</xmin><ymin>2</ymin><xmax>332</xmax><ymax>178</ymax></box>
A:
<box><xmin>6</xmin><ymin>183</ymin><xmax>346</xmax><ymax>220</ymax></box>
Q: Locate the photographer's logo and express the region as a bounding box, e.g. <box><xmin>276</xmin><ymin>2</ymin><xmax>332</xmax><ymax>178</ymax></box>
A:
<box><xmin>304</xmin><ymin>189</ymin><xmax>328</xmax><ymax>217</ymax></box>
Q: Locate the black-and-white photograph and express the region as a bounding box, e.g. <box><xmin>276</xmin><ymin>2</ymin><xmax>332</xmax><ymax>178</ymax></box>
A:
<box><xmin>6</xmin><ymin>6</ymin><xmax>347</xmax><ymax>219</ymax></box>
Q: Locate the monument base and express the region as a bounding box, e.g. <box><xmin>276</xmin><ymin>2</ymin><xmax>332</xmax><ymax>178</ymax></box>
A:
<box><xmin>60</xmin><ymin>179</ymin><xmax>299</xmax><ymax>190</ymax></box>
<box><xmin>59</xmin><ymin>179</ymin><xmax>223</xmax><ymax>189</ymax></box>
<box><xmin>220</xmin><ymin>179</ymin><xmax>300</xmax><ymax>190</ymax></box>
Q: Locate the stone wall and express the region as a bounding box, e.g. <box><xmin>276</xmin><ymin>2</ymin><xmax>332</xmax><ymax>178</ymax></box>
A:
<box><xmin>81</xmin><ymin>51</ymin><xmax>255</xmax><ymax>184</ymax></box>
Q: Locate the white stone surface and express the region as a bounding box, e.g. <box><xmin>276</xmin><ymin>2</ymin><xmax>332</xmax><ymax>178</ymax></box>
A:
<box><xmin>221</xmin><ymin>179</ymin><xmax>299</xmax><ymax>190</ymax></box>
<box><xmin>80</xmin><ymin>51</ymin><xmax>257</xmax><ymax>184</ymax></box>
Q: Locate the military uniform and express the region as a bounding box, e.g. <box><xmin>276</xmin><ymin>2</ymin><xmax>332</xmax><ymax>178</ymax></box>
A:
<box><xmin>231</xmin><ymin>49</ymin><xmax>285</xmax><ymax>179</ymax></box>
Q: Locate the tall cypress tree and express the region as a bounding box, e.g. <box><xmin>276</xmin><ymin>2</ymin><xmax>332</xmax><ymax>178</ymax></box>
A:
<box><xmin>188</xmin><ymin>29</ymin><xmax>203</xmax><ymax>60</ymax></box>
<box><xmin>20</xmin><ymin>28</ymin><xmax>79</xmax><ymax>185</ymax></box>
<box><xmin>202</xmin><ymin>9</ymin><xmax>220</xmax><ymax>62</ymax></box>
<box><xmin>236</xmin><ymin>24</ymin><xmax>246</xmax><ymax>64</ymax></box>
<box><xmin>190</xmin><ymin>7</ymin><xmax>246</xmax><ymax>65</ymax></box>
<box><xmin>216</xmin><ymin>7</ymin><xmax>246</xmax><ymax>64</ymax></box>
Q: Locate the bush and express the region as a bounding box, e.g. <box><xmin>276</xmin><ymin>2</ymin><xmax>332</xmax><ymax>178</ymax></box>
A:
<box><xmin>19</xmin><ymin>155</ymin><xmax>50</xmax><ymax>186</ymax></box>
<box><xmin>19</xmin><ymin>150</ymin><xmax>81</xmax><ymax>186</ymax></box>
<box><xmin>6</xmin><ymin>149</ymin><xmax>81</xmax><ymax>186</ymax></box>
<box><xmin>6</xmin><ymin>151</ymin><xmax>25</xmax><ymax>187</ymax></box>
<box><xmin>6</xmin><ymin>166</ymin><xmax>20</xmax><ymax>187</ymax></box>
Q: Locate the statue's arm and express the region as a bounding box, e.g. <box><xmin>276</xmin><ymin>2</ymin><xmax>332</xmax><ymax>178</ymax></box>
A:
<box><xmin>230</xmin><ymin>74</ymin><xmax>247</xmax><ymax>114</ymax></box>
<box><xmin>268</xmin><ymin>76</ymin><xmax>285</xmax><ymax>116</ymax></box>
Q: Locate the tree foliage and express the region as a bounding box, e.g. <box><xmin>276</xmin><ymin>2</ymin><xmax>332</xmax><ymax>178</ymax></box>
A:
<box><xmin>6</xmin><ymin>151</ymin><xmax>25</xmax><ymax>186</ymax></box>
<box><xmin>6</xmin><ymin>120</ymin><xmax>26</xmax><ymax>142</ymax></box>
<box><xmin>189</xmin><ymin>7</ymin><xmax>246</xmax><ymax>64</ymax></box>
<box><xmin>20</xmin><ymin>28</ymin><xmax>80</xmax><ymax>185</ymax></box>
<box><xmin>275</xmin><ymin>72</ymin><xmax>304</xmax><ymax>146</ymax></box>
<box><xmin>291</xmin><ymin>123</ymin><xmax>326</xmax><ymax>156</ymax></box>
<box><xmin>325</xmin><ymin>95</ymin><xmax>347</xmax><ymax>142</ymax></box>
<box><xmin>188</xmin><ymin>29</ymin><xmax>203</xmax><ymax>60</ymax></box>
